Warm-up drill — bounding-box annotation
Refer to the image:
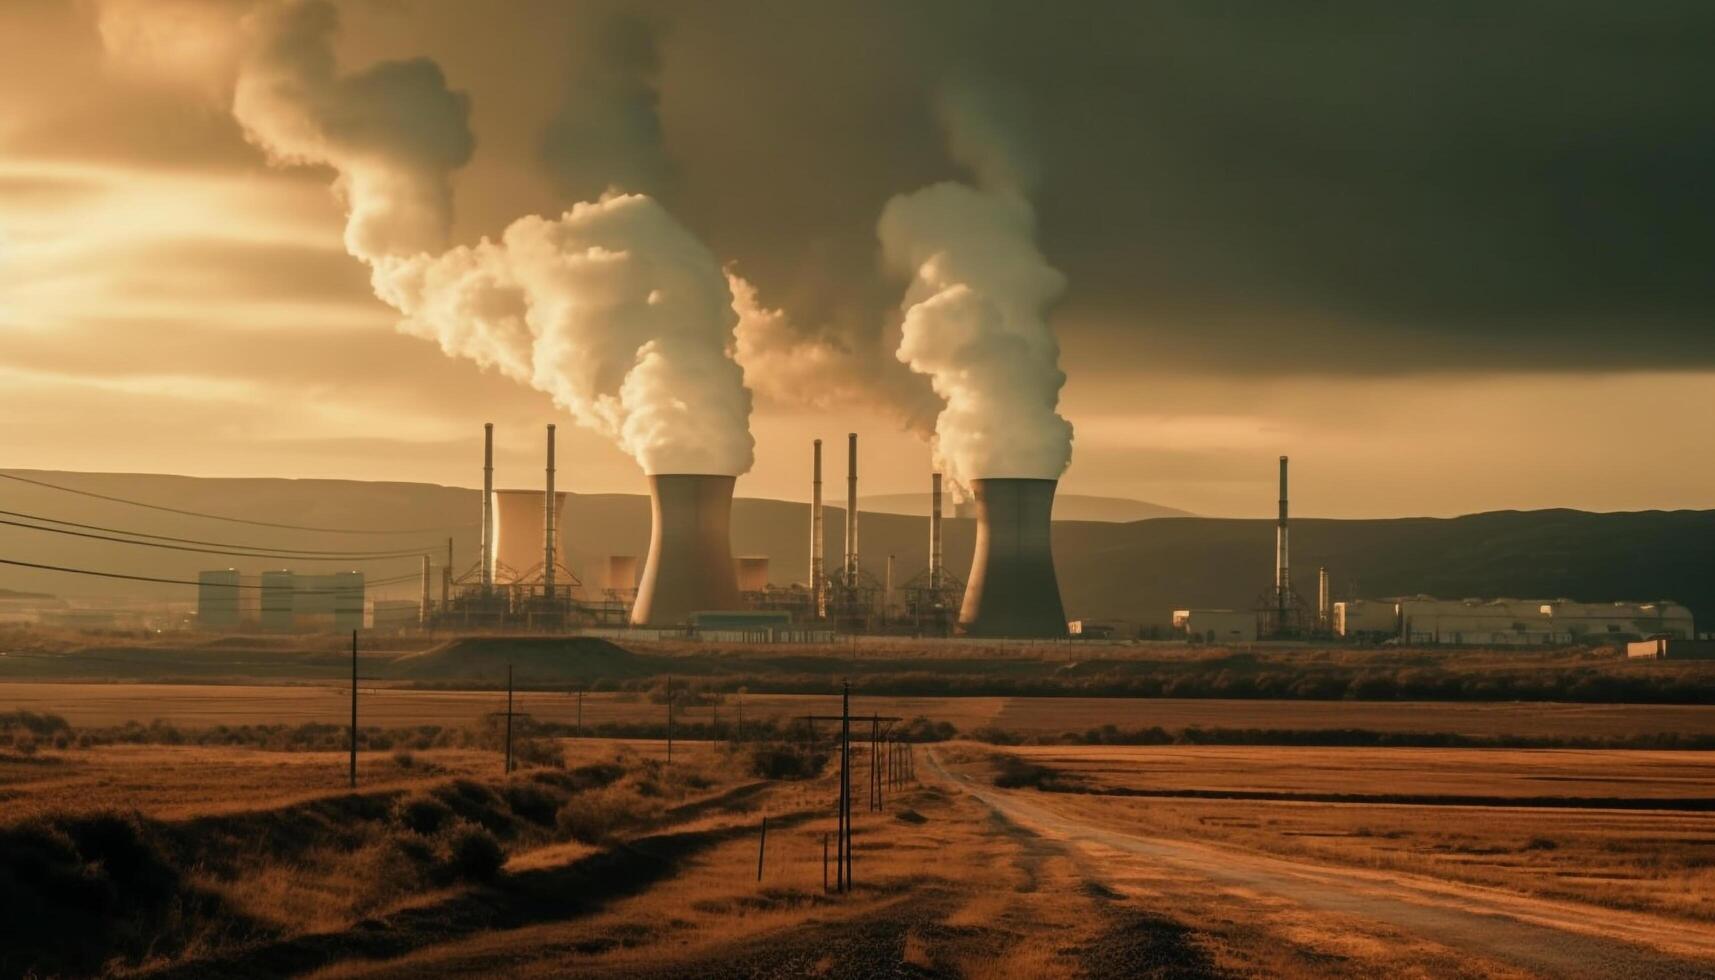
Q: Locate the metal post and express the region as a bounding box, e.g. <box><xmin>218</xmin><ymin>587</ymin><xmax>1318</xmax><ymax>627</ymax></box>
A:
<box><xmin>349</xmin><ymin>630</ymin><xmax>357</xmax><ymax>789</ymax></box>
<box><xmin>576</xmin><ymin>689</ymin><xmax>582</xmax><ymax>738</ymax></box>
<box><xmin>870</xmin><ymin>714</ymin><xmax>879</xmax><ymax>811</ymax></box>
<box><xmin>505</xmin><ymin>663</ymin><xmax>514</xmax><ymax>775</ymax></box>
<box><xmin>823</xmin><ymin>832</ymin><xmax>829</xmax><ymax>892</ymax></box>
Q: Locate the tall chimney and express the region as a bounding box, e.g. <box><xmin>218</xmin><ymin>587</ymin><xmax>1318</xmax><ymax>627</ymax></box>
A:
<box><xmin>631</xmin><ymin>474</ymin><xmax>742</xmax><ymax>626</ymax></box>
<box><xmin>419</xmin><ymin>554</ymin><xmax>432</xmax><ymax>625</ymax></box>
<box><xmin>481</xmin><ymin>422</ymin><xmax>494</xmax><ymax>591</ymax></box>
<box><xmin>544</xmin><ymin>424</ymin><xmax>557</xmax><ymax>593</ymax></box>
<box><xmin>1317</xmin><ymin>565</ymin><xmax>1330</xmax><ymax>628</ymax></box>
<box><xmin>845</xmin><ymin>433</ymin><xmax>858</xmax><ymax>588</ymax></box>
<box><xmin>1276</xmin><ymin>455</ymin><xmax>1290</xmax><ymax>623</ymax></box>
<box><xmin>884</xmin><ymin>553</ymin><xmax>895</xmax><ymax>622</ymax></box>
<box><xmin>811</xmin><ymin>439</ymin><xmax>824</xmax><ymax>619</ymax></box>
<box><xmin>929</xmin><ymin>472</ymin><xmax>944</xmax><ymax>592</ymax></box>
<box><xmin>959</xmin><ymin>478</ymin><xmax>1067</xmax><ymax>637</ymax></box>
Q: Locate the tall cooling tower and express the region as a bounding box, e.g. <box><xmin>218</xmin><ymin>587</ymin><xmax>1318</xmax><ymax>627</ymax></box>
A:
<box><xmin>491</xmin><ymin>489</ymin><xmax>568</xmax><ymax>582</ymax></box>
<box><xmin>630</xmin><ymin>474</ymin><xmax>742</xmax><ymax>626</ymax></box>
<box><xmin>603</xmin><ymin>555</ymin><xmax>639</xmax><ymax>594</ymax></box>
<box><xmin>735</xmin><ymin>556</ymin><xmax>770</xmax><ymax>593</ymax></box>
<box><xmin>958</xmin><ymin>478</ymin><xmax>1067</xmax><ymax>638</ymax></box>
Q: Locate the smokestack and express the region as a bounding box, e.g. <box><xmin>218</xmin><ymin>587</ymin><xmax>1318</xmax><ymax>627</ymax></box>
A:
<box><xmin>631</xmin><ymin>474</ymin><xmax>742</xmax><ymax>626</ymax></box>
<box><xmin>544</xmin><ymin>425</ymin><xmax>557</xmax><ymax>593</ymax></box>
<box><xmin>811</xmin><ymin>439</ymin><xmax>824</xmax><ymax>618</ymax></box>
<box><xmin>1317</xmin><ymin>565</ymin><xmax>1330</xmax><ymax>627</ymax></box>
<box><xmin>884</xmin><ymin>554</ymin><xmax>895</xmax><ymax>622</ymax></box>
<box><xmin>481</xmin><ymin>423</ymin><xmax>494</xmax><ymax>591</ymax></box>
<box><xmin>929</xmin><ymin>472</ymin><xmax>944</xmax><ymax>591</ymax></box>
<box><xmin>845</xmin><ymin>433</ymin><xmax>858</xmax><ymax>588</ymax></box>
<box><xmin>959</xmin><ymin>478</ymin><xmax>1067</xmax><ymax>637</ymax></box>
<box><xmin>420</xmin><ymin>554</ymin><xmax>431</xmax><ymax>625</ymax></box>
<box><xmin>1276</xmin><ymin>455</ymin><xmax>1289</xmax><ymax>620</ymax></box>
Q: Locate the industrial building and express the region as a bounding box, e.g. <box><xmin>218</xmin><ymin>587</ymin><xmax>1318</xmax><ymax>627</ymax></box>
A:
<box><xmin>1332</xmin><ymin>596</ymin><xmax>1695</xmax><ymax>645</ymax></box>
<box><xmin>198</xmin><ymin>569</ymin><xmax>363</xmax><ymax>632</ymax></box>
<box><xmin>417</xmin><ymin>422</ymin><xmax>1069</xmax><ymax>638</ymax></box>
<box><xmin>1173</xmin><ymin>609</ymin><xmax>1259</xmax><ymax>643</ymax></box>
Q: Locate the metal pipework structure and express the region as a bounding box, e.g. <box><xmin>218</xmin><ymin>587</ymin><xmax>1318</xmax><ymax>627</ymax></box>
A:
<box><xmin>544</xmin><ymin>424</ymin><xmax>557</xmax><ymax>594</ymax></box>
<box><xmin>1276</xmin><ymin>455</ymin><xmax>1290</xmax><ymax>626</ymax></box>
<box><xmin>929</xmin><ymin>472</ymin><xmax>944</xmax><ymax>591</ymax></box>
<box><xmin>958</xmin><ymin>478</ymin><xmax>1068</xmax><ymax>637</ymax></box>
<box><xmin>844</xmin><ymin>433</ymin><xmax>858</xmax><ymax>588</ymax></box>
<box><xmin>811</xmin><ymin>439</ymin><xmax>825</xmax><ymax>619</ymax></box>
<box><xmin>481</xmin><ymin>422</ymin><xmax>494</xmax><ymax>592</ymax></box>
<box><xmin>630</xmin><ymin>474</ymin><xmax>743</xmax><ymax>626</ymax></box>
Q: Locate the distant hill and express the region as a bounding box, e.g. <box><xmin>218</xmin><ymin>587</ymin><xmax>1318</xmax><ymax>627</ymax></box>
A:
<box><xmin>3</xmin><ymin>470</ymin><xmax>1712</xmax><ymax>630</ymax></box>
<box><xmin>859</xmin><ymin>492</ymin><xmax>1192</xmax><ymax>521</ymax></box>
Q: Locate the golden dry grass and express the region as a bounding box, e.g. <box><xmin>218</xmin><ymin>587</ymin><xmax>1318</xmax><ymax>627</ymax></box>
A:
<box><xmin>9</xmin><ymin>681</ymin><xmax>1715</xmax><ymax>740</ymax></box>
<box><xmin>949</xmin><ymin>743</ymin><xmax>1715</xmax><ymax>924</ymax></box>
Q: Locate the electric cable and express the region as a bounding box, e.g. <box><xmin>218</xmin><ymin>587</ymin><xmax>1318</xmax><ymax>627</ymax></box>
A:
<box><xmin>0</xmin><ymin>471</ymin><xmax>474</xmax><ymax>535</ymax></box>
<box><xmin>0</xmin><ymin>508</ymin><xmax>435</xmax><ymax>558</ymax></box>
<box><xmin>0</xmin><ymin>516</ymin><xmax>427</xmax><ymax>562</ymax></box>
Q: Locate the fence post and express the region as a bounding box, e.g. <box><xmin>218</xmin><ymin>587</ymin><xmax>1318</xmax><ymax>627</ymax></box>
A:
<box><xmin>349</xmin><ymin>630</ymin><xmax>357</xmax><ymax>789</ymax></box>
<box><xmin>756</xmin><ymin>816</ymin><xmax>767</xmax><ymax>882</ymax></box>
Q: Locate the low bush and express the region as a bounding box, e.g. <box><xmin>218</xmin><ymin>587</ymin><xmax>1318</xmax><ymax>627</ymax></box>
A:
<box><xmin>439</xmin><ymin>822</ymin><xmax>504</xmax><ymax>882</ymax></box>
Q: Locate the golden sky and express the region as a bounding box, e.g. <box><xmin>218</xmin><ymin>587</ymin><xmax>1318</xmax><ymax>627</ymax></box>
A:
<box><xmin>3</xmin><ymin>1</ymin><xmax>1713</xmax><ymax>518</ymax></box>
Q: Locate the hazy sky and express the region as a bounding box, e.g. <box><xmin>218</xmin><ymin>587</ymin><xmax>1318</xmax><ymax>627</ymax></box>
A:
<box><xmin>3</xmin><ymin>1</ymin><xmax>1713</xmax><ymax>518</ymax></box>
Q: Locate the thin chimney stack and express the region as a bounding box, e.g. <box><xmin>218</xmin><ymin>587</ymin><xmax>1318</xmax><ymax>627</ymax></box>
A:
<box><xmin>1276</xmin><ymin>455</ymin><xmax>1290</xmax><ymax>622</ymax></box>
<box><xmin>929</xmin><ymin>472</ymin><xmax>944</xmax><ymax>592</ymax></box>
<box><xmin>811</xmin><ymin>439</ymin><xmax>825</xmax><ymax>618</ymax></box>
<box><xmin>544</xmin><ymin>424</ymin><xmax>557</xmax><ymax>593</ymax></box>
<box><xmin>844</xmin><ymin>433</ymin><xmax>858</xmax><ymax>589</ymax></box>
<box><xmin>481</xmin><ymin>422</ymin><xmax>494</xmax><ymax>591</ymax></box>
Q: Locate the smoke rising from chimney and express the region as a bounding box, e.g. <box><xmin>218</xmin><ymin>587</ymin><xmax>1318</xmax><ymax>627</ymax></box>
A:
<box><xmin>185</xmin><ymin>0</ymin><xmax>756</xmax><ymax>476</ymax></box>
<box><xmin>879</xmin><ymin>78</ymin><xmax>1073</xmax><ymax>488</ymax></box>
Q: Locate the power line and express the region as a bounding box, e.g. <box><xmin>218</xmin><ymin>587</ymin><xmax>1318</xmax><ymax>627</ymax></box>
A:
<box><xmin>0</xmin><ymin>557</ymin><xmax>419</xmax><ymax>592</ymax></box>
<box><xmin>0</xmin><ymin>508</ymin><xmax>435</xmax><ymax>558</ymax></box>
<box><xmin>0</xmin><ymin>514</ymin><xmax>428</xmax><ymax>562</ymax></box>
<box><xmin>0</xmin><ymin>472</ymin><xmax>473</xmax><ymax>535</ymax></box>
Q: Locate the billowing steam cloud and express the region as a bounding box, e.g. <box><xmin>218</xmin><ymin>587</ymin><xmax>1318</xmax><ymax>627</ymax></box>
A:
<box><xmin>377</xmin><ymin>197</ymin><xmax>754</xmax><ymax>475</ymax></box>
<box><xmin>111</xmin><ymin>0</ymin><xmax>756</xmax><ymax>475</ymax></box>
<box><xmin>878</xmin><ymin>79</ymin><xmax>1073</xmax><ymax>486</ymax></box>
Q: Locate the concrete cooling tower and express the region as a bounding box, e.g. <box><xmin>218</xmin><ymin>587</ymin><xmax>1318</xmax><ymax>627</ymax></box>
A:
<box><xmin>602</xmin><ymin>555</ymin><xmax>639</xmax><ymax>594</ymax></box>
<box><xmin>491</xmin><ymin>489</ymin><xmax>569</xmax><ymax>583</ymax></box>
<box><xmin>630</xmin><ymin>474</ymin><xmax>742</xmax><ymax>626</ymax></box>
<box><xmin>958</xmin><ymin>478</ymin><xmax>1068</xmax><ymax>638</ymax></box>
<box><xmin>735</xmin><ymin>556</ymin><xmax>770</xmax><ymax>593</ymax></box>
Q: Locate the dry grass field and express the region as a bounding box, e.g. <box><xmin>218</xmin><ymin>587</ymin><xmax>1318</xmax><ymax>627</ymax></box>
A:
<box><xmin>9</xmin><ymin>681</ymin><xmax>1715</xmax><ymax>744</ymax></box>
<box><xmin>940</xmin><ymin>744</ymin><xmax>1715</xmax><ymax>925</ymax></box>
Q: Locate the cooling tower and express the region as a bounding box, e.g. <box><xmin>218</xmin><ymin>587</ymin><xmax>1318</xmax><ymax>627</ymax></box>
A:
<box><xmin>958</xmin><ymin>478</ymin><xmax>1067</xmax><ymax>638</ymax></box>
<box><xmin>735</xmin><ymin>556</ymin><xmax>770</xmax><ymax>593</ymax></box>
<box><xmin>603</xmin><ymin>555</ymin><xmax>639</xmax><ymax>594</ymax></box>
<box><xmin>491</xmin><ymin>489</ymin><xmax>569</xmax><ymax>583</ymax></box>
<box><xmin>630</xmin><ymin>474</ymin><xmax>742</xmax><ymax>626</ymax></box>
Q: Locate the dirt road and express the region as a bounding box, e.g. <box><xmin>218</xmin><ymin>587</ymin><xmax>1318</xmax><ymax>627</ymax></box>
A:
<box><xmin>927</xmin><ymin>749</ymin><xmax>1715</xmax><ymax>979</ymax></box>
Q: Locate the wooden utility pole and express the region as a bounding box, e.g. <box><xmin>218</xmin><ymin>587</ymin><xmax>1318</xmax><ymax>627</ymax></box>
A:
<box><xmin>348</xmin><ymin>630</ymin><xmax>357</xmax><ymax>789</ymax></box>
<box><xmin>666</xmin><ymin>674</ymin><xmax>674</xmax><ymax>764</ymax></box>
<box><xmin>871</xmin><ymin>713</ymin><xmax>880</xmax><ymax>811</ymax></box>
<box><xmin>736</xmin><ymin>692</ymin><xmax>744</xmax><ymax>743</ymax></box>
<box><xmin>576</xmin><ymin>689</ymin><xmax>582</xmax><ymax>738</ymax></box>
<box><xmin>505</xmin><ymin>663</ymin><xmax>514</xmax><ymax>774</ymax></box>
<box><xmin>841</xmin><ymin>681</ymin><xmax>852</xmax><ymax>891</ymax></box>
<box><xmin>756</xmin><ymin>816</ymin><xmax>768</xmax><ymax>881</ymax></box>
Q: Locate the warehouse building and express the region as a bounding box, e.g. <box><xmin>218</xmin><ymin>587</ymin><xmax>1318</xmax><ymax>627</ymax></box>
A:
<box><xmin>198</xmin><ymin>569</ymin><xmax>363</xmax><ymax>633</ymax></box>
<box><xmin>1333</xmin><ymin>596</ymin><xmax>1693</xmax><ymax>645</ymax></box>
<box><xmin>1172</xmin><ymin>609</ymin><xmax>1258</xmax><ymax>644</ymax></box>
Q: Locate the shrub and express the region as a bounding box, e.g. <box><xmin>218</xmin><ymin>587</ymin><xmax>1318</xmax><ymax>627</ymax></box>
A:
<box><xmin>440</xmin><ymin>823</ymin><xmax>504</xmax><ymax>882</ymax></box>
<box><xmin>743</xmin><ymin>743</ymin><xmax>828</xmax><ymax>780</ymax></box>
<box><xmin>392</xmin><ymin>750</ymin><xmax>416</xmax><ymax>768</ymax></box>
<box><xmin>555</xmin><ymin>786</ymin><xmax>657</xmax><ymax>844</ymax></box>
<box><xmin>991</xmin><ymin>755</ymin><xmax>1056</xmax><ymax>790</ymax></box>
<box><xmin>504</xmin><ymin>782</ymin><xmax>564</xmax><ymax>827</ymax></box>
<box><xmin>393</xmin><ymin>794</ymin><xmax>454</xmax><ymax>835</ymax></box>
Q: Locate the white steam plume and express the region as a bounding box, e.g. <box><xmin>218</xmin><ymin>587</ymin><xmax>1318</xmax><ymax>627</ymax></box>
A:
<box><xmin>153</xmin><ymin>0</ymin><xmax>754</xmax><ymax>475</ymax></box>
<box><xmin>878</xmin><ymin>78</ymin><xmax>1073</xmax><ymax>487</ymax></box>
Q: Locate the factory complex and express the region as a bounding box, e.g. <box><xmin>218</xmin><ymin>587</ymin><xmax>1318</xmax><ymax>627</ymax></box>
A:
<box><xmin>188</xmin><ymin>436</ymin><xmax>1696</xmax><ymax>647</ymax></box>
